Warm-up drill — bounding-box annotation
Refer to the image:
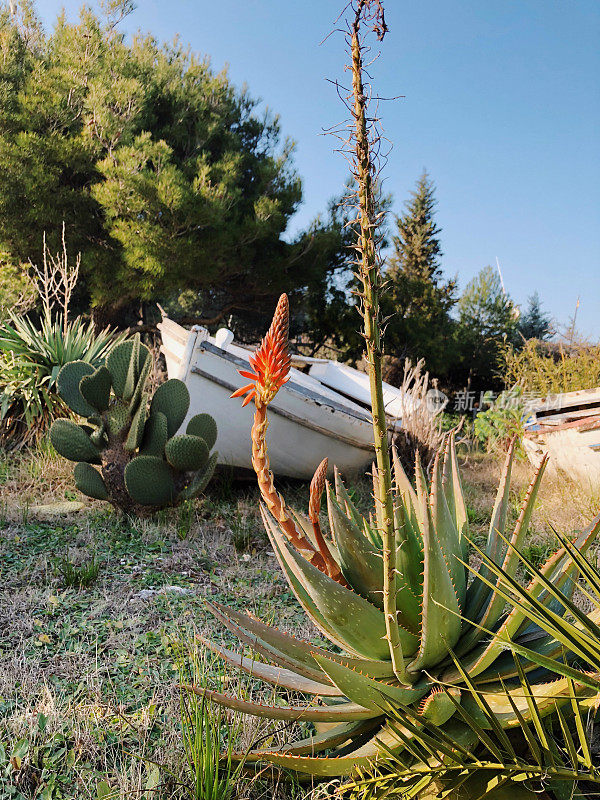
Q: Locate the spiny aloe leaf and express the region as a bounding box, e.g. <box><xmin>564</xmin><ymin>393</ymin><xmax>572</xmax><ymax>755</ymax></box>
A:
<box><xmin>418</xmin><ymin>687</ymin><xmax>460</xmax><ymax>726</ymax></box>
<box><xmin>264</xmin><ymin>505</ymin><xmax>417</xmax><ymax>660</ymax></box>
<box><xmin>186</xmin><ymin>413</ymin><xmax>217</xmax><ymax>450</ymax></box>
<box><xmin>165</xmin><ymin>434</ymin><xmax>208</xmax><ymax>472</ymax></box>
<box><xmin>466</xmin><ymin>441</ymin><xmax>516</xmax><ymax>620</ymax></box>
<box><xmin>50</xmin><ymin>419</ymin><xmax>101</xmax><ymax>464</ymax></box>
<box><xmin>334</xmin><ymin>467</ymin><xmax>380</xmax><ymax>547</ymax></box>
<box><xmin>443</xmin><ymin>431</ymin><xmax>469</xmax><ymax>555</ymax></box>
<box><xmin>150</xmin><ymin>379</ymin><xmax>189</xmax><ymax>437</ymax></box>
<box><xmin>245</xmin><ymin>722</ymin><xmax>411</xmax><ymax>776</ymax></box>
<box><xmin>204</xmin><ymin>597</ymin><xmax>336</xmax><ymax>684</ymax></box>
<box><xmin>124</xmin><ymin>455</ymin><xmax>175</xmax><ymax>506</ymax></box>
<box><xmin>73</xmin><ymin>462</ymin><xmax>108</xmax><ymax>500</ymax></box>
<box><xmin>199</xmin><ymin>636</ymin><xmax>342</xmax><ymax>696</ymax></box>
<box><xmin>184</xmin><ymin>685</ymin><xmax>377</xmax><ymax>722</ymax></box>
<box><xmin>313</xmin><ymin>652</ymin><xmax>430</xmax><ymax>712</ymax></box>
<box><xmin>56</xmin><ymin>361</ymin><xmax>96</xmax><ymax>417</ymax></box>
<box><xmin>265</xmin><ymin>511</ymin><xmax>369</xmax><ymax>654</ymax></box>
<box><xmin>140</xmin><ymin>411</ymin><xmax>168</xmax><ymax>457</ymax></box>
<box><xmin>327</xmin><ymin>487</ymin><xmax>384</xmax><ymax>609</ymax></box>
<box><xmin>79</xmin><ymin>365</ymin><xmax>112</xmax><ymax>412</ymax></box>
<box><xmin>407</xmin><ymin>500</ymin><xmax>461</xmax><ymax>676</ymax></box>
<box><xmin>239</xmin><ymin>720</ymin><xmax>379</xmax><ymax>761</ymax></box>
<box><xmin>430</xmin><ymin>450</ymin><xmax>466</xmax><ymax>608</ymax></box>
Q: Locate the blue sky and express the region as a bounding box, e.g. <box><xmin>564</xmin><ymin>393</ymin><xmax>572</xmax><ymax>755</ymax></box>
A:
<box><xmin>37</xmin><ymin>0</ymin><xmax>600</xmax><ymax>338</ymax></box>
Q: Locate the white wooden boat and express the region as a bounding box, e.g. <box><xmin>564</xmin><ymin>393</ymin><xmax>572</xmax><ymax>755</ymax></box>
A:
<box><xmin>158</xmin><ymin>318</ymin><xmax>387</xmax><ymax>479</ymax></box>
<box><xmin>523</xmin><ymin>386</ymin><xmax>600</xmax><ymax>488</ymax></box>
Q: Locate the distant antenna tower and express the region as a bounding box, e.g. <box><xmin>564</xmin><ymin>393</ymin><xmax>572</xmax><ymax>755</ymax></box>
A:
<box><xmin>495</xmin><ymin>256</ymin><xmax>506</xmax><ymax>295</ymax></box>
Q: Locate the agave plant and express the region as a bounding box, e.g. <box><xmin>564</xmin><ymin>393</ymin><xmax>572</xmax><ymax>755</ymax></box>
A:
<box><xmin>0</xmin><ymin>309</ymin><xmax>122</xmax><ymax>446</ymax></box>
<box><xmin>189</xmin><ymin>294</ymin><xmax>600</xmax><ymax>777</ymax></box>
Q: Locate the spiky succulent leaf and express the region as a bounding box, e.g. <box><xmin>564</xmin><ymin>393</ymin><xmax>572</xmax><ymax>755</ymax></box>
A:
<box><xmin>165</xmin><ymin>434</ymin><xmax>208</xmax><ymax>472</ymax></box>
<box><xmin>186</xmin><ymin>413</ymin><xmax>217</xmax><ymax>450</ymax></box>
<box><xmin>150</xmin><ymin>379</ymin><xmax>189</xmax><ymax>437</ymax></box>
<box><xmin>124</xmin><ymin>455</ymin><xmax>175</xmax><ymax>506</ymax></box>
<box><xmin>50</xmin><ymin>419</ymin><xmax>101</xmax><ymax>464</ymax></box>
<box><xmin>56</xmin><ymin>361</ymin><xmax>96</xmax><ymax>416</ymax></box>
<box><xmin>79</xmin><ymin>365</ymin><xmax>112</xmax><ymax>412</ymax></box>
<box><xmin>73</xmin><ymin>462</ymin><xmax>108</xmax><ymax>500</ymax></box>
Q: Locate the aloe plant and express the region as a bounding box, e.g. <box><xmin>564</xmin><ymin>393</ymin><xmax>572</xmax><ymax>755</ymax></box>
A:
<box><xmin>189</xmin><ymin>0</ymin><xmax>600</xmax><ymax>785</ymax></box>
<box><xmin>190</xmin><ymin>293</ymin><xmax>600</xmax><ymax>777</ymax></box>
<box><xmin>50</xmin><ymin>334</ymin><xmax>217</xmax><ymax>516</ymax></box>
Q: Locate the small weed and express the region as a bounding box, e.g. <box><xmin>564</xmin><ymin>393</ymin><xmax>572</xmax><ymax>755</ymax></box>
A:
<box><xmin>54</xmin><ymin>555</ymin><xmax>101</xmax><ymax>589</ymax></box>
<box><xmin>177</xmin><ymin>500</ymin><xmax>196</xmax><ymax>541</ymax></box>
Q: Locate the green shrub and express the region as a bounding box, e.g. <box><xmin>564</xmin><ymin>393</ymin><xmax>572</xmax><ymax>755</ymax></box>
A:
<box><xmin>0</xmin><ymin>310</ymin><xmax>122</xmax><ymax>447</ymax></box>
<box><xmin>473</xmin><ymin>388</ymin><xmax>525</xmax><ymax>454</ymax></box>
<box><xmin>503</xmin><ymin>338</ymin><xmax>600</xmax><ymax>395</ymax></box>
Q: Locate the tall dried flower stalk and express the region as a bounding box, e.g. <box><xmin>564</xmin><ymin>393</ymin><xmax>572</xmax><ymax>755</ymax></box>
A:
<box><xmin>29</xmin><ymin>222</ymin><xmax>81</xmax><ymax>333</ymax></box>
<box><xmin>341</xmin><ymin>1</ymin><xmax>405</xmax><ymax>680</ymax></box>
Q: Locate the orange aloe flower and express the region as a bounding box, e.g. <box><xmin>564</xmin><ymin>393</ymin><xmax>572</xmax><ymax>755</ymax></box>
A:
<box><xmin>231</xmin><ymin>294</ymin><xmax>291</xmax><ymax>407</ymax></box>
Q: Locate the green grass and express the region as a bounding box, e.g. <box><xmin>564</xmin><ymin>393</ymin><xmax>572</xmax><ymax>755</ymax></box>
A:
<box><xmin>0</xmin><ymin>443</ymin><xmax>597</xmax><ymax>799</ymax></box>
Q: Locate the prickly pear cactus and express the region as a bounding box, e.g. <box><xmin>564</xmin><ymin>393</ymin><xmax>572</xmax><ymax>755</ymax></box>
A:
<box><xmin>50</xmin><ymin>335</ymin><xmax>218</xmax><ymax>516</ymax></box>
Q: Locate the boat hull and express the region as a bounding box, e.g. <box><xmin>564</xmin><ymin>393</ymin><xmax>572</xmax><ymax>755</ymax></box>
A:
<box><xmin>159</xmin><ymin>319</ymin><xmax>375</xmax><ymax>479</ymax></box>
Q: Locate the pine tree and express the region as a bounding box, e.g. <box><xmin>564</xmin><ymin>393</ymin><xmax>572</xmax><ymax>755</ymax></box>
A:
<box><xmin>388</xmin><ymin>170</ymin><xmax>443</xmax><ymax>281</ymax></box>
<box><xmin>518</xmin><ymin>292</ymin><xmax>553</xmax><ymax>341</ymax></box>
<box><xmin>456</xmin><ymin>266</ymin><xmax>518</xmax><ymax>390</ymax></box>
<box><xmin>381</xmin><ymin>172</ymin><xmax>457</xmax><ymax>381</ymax></box>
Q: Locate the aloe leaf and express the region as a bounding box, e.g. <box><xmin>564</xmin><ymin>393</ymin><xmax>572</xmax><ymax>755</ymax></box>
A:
<box><xmin>429</xmin><ymin>450</ymin><xmax>466</xmax><ymax>608</ymax></box>
<box><xmin>240</xmin><ymin>719</ymin><xmax>378</xmax><ymax>760</ymax></box>
<box><xmin>314</xmin><ymin>652</ymin><xmax>430</xmax><ymax>712</ymax></box>
<box><xmin>443</xmin><ymin>431</ymin><xmax>469</xmax><ymax>555</ymax></box>
<box><xmin>327</xmin><ymin>489</ymin><xmax>382</xmax><ymax>602</ymax></box>
<box><xmin>466</xmin><ymin>440</ymin><xmax>516</xmax><ymax>620</ymax></box>
<box><xmin>199</xmin><ymin>636</ymin><xmax>342</xmax><ymax>696</ymax></box>
<box><xmin>204</xmin><ymin>598</ymin><xmax>334</xmax><ymax>684</ymax></box>
<box><xmin>407</xmin><ymin>503</ymin><xmax>461</xmax><ymax>675</ymax></box>
<box><xmin>184</xmin><ymin>685</ymin><xmax>377</xmax><ymax>722</ymax></box>
<box><xmin>469</xmin><ymin>457</ymin><xmax>548</xmax><ymax>639</ymax></box>
<box><xmin>277</xmin><ymin>529</ymin><xmax>418</xmax><ymax>661</ymax></box>
<box><xmin>264</xmin><ymin>507</ymin><xmax>369</xmax><ymax>653</ymax></box>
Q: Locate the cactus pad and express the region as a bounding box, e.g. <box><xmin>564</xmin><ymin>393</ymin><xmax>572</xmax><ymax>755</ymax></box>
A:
<box><xmin>74</xmin><ymin>462</ymin><xmax>108</xmax><ymax>500</ymax></box>
<box><xmin>150</xmin><ymin>379</ymin><xmax>190</xmax><ymax>437</ymax></box>
<box><xmin>165</xmin><ymin>434</ymin><xmax>209</xmax><ymax>472</ymax></box>
<box><xmin>106</xmin><ymin>338</ymin><xmax>150</xmax><ymax>398</ymax></box>
<box><xmin>50</xmin><ymin>419</ymin><xmax>101</xmax><ymax>464</ymax></box>
<box><xmin>53</xmin><ymin>339</ymin><xmax>217</xmax><ymax>516</ymax></box>
<box><xmin>180</xmin><ymin>452</ymin><xmax>218</xmax><ymax>500</ymax></box>
<box><xmin>57</xmin><ymin>361</ymin><xmax>96</xmax><ymax>417</ymax></box>
<box><xmin>124</xmin><ymin>456</ymin><xmax>175</xmax><ymax>506</ymax></box>
<box><xmin>106</xmin><ymin>400</ymin><xmax>131</xmax><ymax>437</ymax></box>
<box><xmin>80</xmin><ymin>366</ymin><xmax>112</xmax><ymax>412</ymax></box>
<box><xmin>125</xmin><ymin>398</ymin><xmax>148</xmax><ymax>452</ymax></box>
<box><xmin>140</xmin><ymin>412</ymin><xmax>168</xmax><ymax>457</ymax></box>
<box><xmin>186</xmin><ymin>413</ymin><xmax>218</xmax><ymax>450</ymax></box>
